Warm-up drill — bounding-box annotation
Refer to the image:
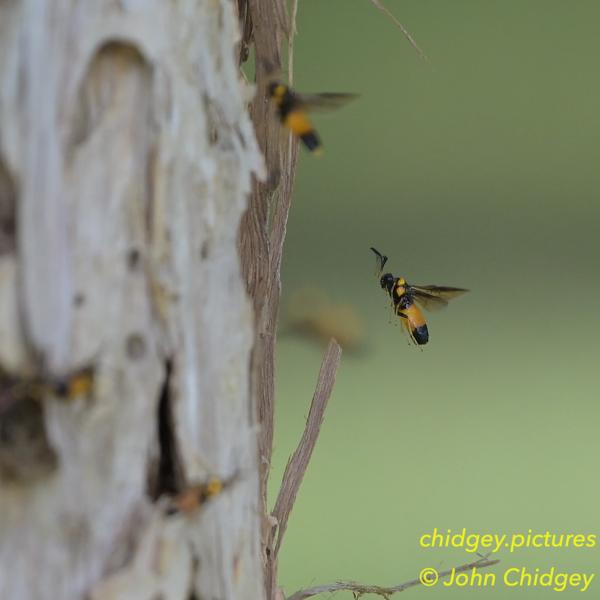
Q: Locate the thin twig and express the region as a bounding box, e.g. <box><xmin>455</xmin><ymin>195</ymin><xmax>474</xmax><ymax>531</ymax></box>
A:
<box><xmin>369</xmin><ymin>0</ymin><xmax>428</xmax><ymax>61</ymax></box>
<box><xmin>272</xmin><ymin>339</ymin><xmax>342</xmax><ymax>557</ymax></box>
<box><xmin>288</xmin><ymin>0</ymin><xmax>299</xmax><ymax>85</ymax></box>
<box><xmin>287</xmin><ymin>557</ymin><xmax>500</xmax><ymax>600</ymax></box>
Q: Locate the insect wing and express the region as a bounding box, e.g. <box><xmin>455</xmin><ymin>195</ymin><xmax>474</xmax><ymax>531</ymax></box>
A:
<box><xmin>296</xmin><ymin>92</ymin><xmax>358</xmax><ymax>113</ymax></box>
<box><xmin>410</xmin><ymin>285</ymin><xmax>468</xmax><ymax>312</ymax></box>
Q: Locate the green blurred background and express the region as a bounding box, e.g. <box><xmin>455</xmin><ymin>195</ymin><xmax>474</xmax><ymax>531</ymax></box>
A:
<box><xmin>269</xmin><ymin>1</ymin><xmax>600</xmax><ymax>598</ymax></box>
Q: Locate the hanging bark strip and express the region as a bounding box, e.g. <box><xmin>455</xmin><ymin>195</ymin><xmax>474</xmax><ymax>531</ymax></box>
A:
<box><xmin>238</xmin><ymin>0</ymin><xmax>300</xmax><ymax>586</ymax></box>
<box><xmin>271</xmin><ymin>340</ymin><xmax>342</xmax><ymax>559</ymax></box>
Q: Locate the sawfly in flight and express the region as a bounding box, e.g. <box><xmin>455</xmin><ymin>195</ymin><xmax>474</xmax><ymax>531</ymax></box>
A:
<box><xmin>371</xmin><ymin>247</ymin><xmax>468</xmax><ymax>345</ymax></box>
<box><xmin>268</xmin><ymin>81</ymin><xmax>357</xmax><ymax>154</ymax></box>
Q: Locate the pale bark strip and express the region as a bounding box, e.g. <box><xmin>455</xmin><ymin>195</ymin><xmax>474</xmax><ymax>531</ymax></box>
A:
<box><xmin>0</xmin><ymin>2</ymin><xmax>263</xmax><ymax>600</ymax></box>
<box><xmin>287</xmin><ymin>558</ymin><xmax>500</xmax><ymax>600</ymax></box>
<box><xmin>272</xmin><ymin>339</ymin><xmax>342</xmax><ymax>557</ymax></box>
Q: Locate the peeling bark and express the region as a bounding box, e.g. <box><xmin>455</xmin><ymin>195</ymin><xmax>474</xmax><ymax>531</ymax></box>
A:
<box><xmin>0</xmin><ymin>2</ymin><xmax>264</xmax><ymax>599</ymax></box>
<box><xmin>237</xmin><ymin>5</ymin><xmax>299</xmax><ymax>594</ymax></box>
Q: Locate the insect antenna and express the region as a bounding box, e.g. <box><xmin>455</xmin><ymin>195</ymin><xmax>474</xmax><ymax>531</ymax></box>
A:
<box><xmin>370</xmin><ymin>247</ymin><xmax>388</xmax><ymax>276</ymax></box>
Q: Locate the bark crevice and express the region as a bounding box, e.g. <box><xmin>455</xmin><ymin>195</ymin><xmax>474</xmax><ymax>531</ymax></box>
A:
<box><xmin>0</xmin><ymin>157</ymin><xmax>16</xmax><ymax>257</ymax></box>
<box><xmin>148</xmin><ymin>358</ymin><xmax>185</xmax><ymax>500</ymax></box>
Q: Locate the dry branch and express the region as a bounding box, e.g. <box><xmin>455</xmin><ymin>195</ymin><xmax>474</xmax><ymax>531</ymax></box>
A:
<box><xmin>272</xmin><ymin>339</ymin><xmax>342</xmax><ymax>557</ymax></box>
<box><xmin>288</xmin><ymin>557</ymin><xmax>500</xmax><ymax>600</ymax></box>
<box><xmin>369</xmin><ymin>0</ymin><xmax>427</xmax><ymax>60</ymax></box>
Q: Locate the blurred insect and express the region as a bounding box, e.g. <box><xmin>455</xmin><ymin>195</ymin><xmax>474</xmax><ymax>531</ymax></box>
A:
<box><xmin>0</xmin><ymin>363</ymin><xmax>95</xmax><ymax>481</ymax></box>
<box><xmin>165</xmin><ymin>472</ymin><xmax>240</xmax><ymax>516</ymax></box>
<box><xmin>268</xmin><ymin>81</ymin><xmax>357</xmax><ymax>154</ymax></box>
<box><xmin>0</xmin><ymin>363</ymin><xmax>95</xmax><ymax>403</ymax></box>
<box><xmin>284</xmin><ymin>287</ymin><xmax>365</xmax><ymax>352</ymax></box>
<box><xmin>371</xmin><ymin>247</ymin><xmax>468</xmax><ymax>345</ymax></box>
<box><xmin>50</xmin><ymin>365</ymin><xmax>95</xmax><ymax>400</ymax></box>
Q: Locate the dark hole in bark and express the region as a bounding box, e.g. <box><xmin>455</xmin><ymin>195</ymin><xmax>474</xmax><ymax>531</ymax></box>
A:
<box><xmin>202</xmin><ymin>94</ymin><xmax>220</xmax><ymax>146</ymax></box>
<box><xmin>127</xmin><ymin>247</ymin><xmax>141</xmax><ymax>271</ymax></box>
<box><xmin>200</xmin><ymin>241</ymin><xmax>210</xmax><ymax>260</ymax></box>
<box><xmin>73</xmin><ymin>292</ymin><xmax>86</xmax><ymax>307</ymax></box>
<box><xmin>0</xmin><ymin>157</ymin><xmax>17</xmax><ymax>256</ymax></box>
<box><xmin>126</xmin><ymin>333</ymin><xmax>146</xmax><ymax>360</ymax></box>
<box><xmin>148</xmin><ymin>359</ymin><xmax>184</xmax><ymax>499</ymax></box>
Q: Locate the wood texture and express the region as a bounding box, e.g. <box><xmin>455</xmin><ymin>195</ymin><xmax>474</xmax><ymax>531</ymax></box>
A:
<box><xmin>237</xmin><ymin>7</ymin><xmax>299</xmax><ymax>597</ymax></box>
<box><xmin>0</xmin><ymin>2</ymin><xmax>263</xmax><ymax>599</ymax></box>
<box><xmin>287</xmin><ymin>558</ymin><xmax>501</xmax><ymax>600</ymax></box>
<box><xmin>271</xmin><ymin>340</ymin><xmax>342</xmax><ymax>557</ymax></box>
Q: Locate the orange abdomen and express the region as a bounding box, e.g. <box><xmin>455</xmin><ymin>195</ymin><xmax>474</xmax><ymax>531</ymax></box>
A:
<box><xmin>404</xmin><ymin>303</ymin><xmax>429</xmax><ymax>345</ymax></box>
<box><xmin>284</xmin><ymin>110</ymin><xmax>314</xmax><ymax>135</ymax></box>
<box><xmin>284</xmin><ymin>110</ymin><xmax>321</xmax><ymax>152</ymax></box>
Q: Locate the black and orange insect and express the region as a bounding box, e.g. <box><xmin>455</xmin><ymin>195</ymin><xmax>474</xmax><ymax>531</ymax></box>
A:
<box><xmin>268</xmin><ymin>82</ymin><xmax>356</xmax><ymax>154</ymax></box>
<box><xmin>50</xmin><ymin>365</ymin><xmax>95</xmax><ymax>400</ymax></box>
<box><xmin>0</xmin><ymin>363</ymin><xmax>95</xmax><ymax>403</ymax></box>
<box><xmin>371</xmin><ymin>247</ymin><xmax>468</xmax><ymax>345</ymax></box>
<box><xmin>284</xmin><ymin>286</ymin><xmax>366</xmax><ymax>352</ymax></box>
<box><xmin>0</xmin><ymin>363</ymin><xmax>95</xmax><ymax>480</ymax></box>
<box><xmin>165</xmin><ymin>472</ymin><xmax>240</xmax><ymax>516</ymax></box>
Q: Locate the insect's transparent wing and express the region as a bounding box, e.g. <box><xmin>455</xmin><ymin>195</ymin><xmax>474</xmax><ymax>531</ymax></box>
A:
<box><xmin>297</xmin><ymin>92</ymin><xmax>358</xmax><ymax>113</ymax></box>
<box><xmin>410</xmin><ymin>286</ymin><xmax>468</xmax><ymax>312</ymax></box>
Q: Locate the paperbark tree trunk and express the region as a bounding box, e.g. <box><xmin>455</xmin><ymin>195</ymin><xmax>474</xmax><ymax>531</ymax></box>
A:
<box><xmin>0</xmin><ymin>2</ymin><xmax>265</xmax><ymax>599</ymax></box>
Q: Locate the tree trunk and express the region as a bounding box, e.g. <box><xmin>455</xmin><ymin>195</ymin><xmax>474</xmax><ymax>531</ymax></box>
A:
<box><xmin>0</xmin><ymin>2</ymin><xmax>264</xmax><ymax>599</ymax></box>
